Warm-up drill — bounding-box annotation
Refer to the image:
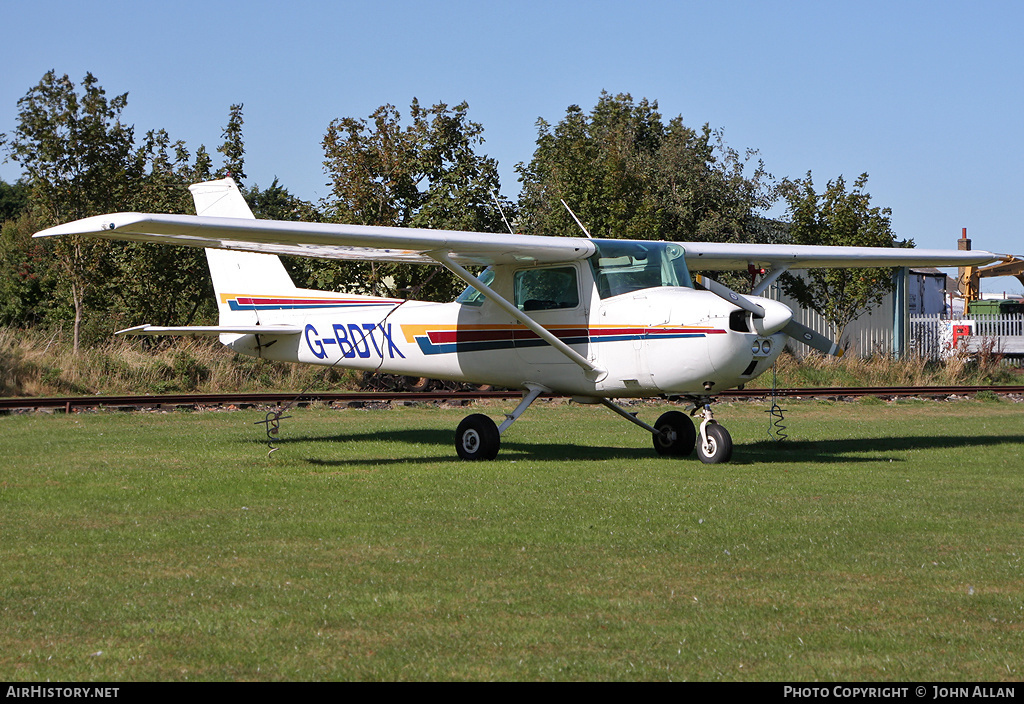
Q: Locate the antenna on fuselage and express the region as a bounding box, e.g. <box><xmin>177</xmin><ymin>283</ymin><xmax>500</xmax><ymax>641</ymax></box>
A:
<box><xmin>491</xmin><ymin>190</ymin><xmax>515</xmax><ymax>235</ymax></box>
<box><xmin>561</xmin><ymin>199</ymin><xmax>593</xmax><ymax>239</ymax></box>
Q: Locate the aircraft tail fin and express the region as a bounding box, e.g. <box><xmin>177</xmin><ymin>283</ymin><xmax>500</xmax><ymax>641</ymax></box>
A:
<box><xmin>189</xmin><ymin>178</ymin><xmax>297</xmax><ymax>325</ymax></box>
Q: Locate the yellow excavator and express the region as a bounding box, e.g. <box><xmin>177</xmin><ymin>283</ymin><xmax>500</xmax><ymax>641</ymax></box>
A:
<box><xmin>956</xmin><ymin>230</ymin><xmax>1024</xmax><ymax>313</ymax></box>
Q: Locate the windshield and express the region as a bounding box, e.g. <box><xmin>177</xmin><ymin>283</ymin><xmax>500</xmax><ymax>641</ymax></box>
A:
<box><xmin>589</xmin><ymin>240</ymin><xmax>692</xmax><ymax>299</ymax></box>
<box><xmin>455</xmin><ymin>267</ymin><xmax>495</xmax><ymax>306</ymax></box>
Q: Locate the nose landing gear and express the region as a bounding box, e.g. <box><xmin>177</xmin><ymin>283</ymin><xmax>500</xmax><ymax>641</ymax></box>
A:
<box><xmin>693</xmin><ymin>403</ymin><xmax>733</xmax><ymax>464</ymax></box>
<box><xmin>600</xmin><ymin>396</ymin><xmax>734</xmax><ymax>463</ymax></box>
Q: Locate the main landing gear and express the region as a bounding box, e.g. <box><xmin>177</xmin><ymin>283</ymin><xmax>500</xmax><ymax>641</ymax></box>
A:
<box><xmin>453</xmin><ymin>388</ymin><xmax>733</xmax><ymax>463</ymax></box>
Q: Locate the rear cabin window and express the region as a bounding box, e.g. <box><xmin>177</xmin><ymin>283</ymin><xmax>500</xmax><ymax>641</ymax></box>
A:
<box><xmin>514</xmin><ymin>267</ymin><xmax>580</xmax><ymax>311</ymax></box>
<box><xmin>590</xmin><ymin>240</ymin><xmax>693</xmax><ymax>299</ymax></box>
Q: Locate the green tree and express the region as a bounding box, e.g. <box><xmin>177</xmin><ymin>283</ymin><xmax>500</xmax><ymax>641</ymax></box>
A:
<box><xmin>2</xmin><ymin>71</ymin><xmax>137</xmax><ymax>352</ymax></box>
<box><xmin>2</xmin><ymin>74</ymin><xmax>248</xmax><ymax>338</ymax></box>
<box><xmin>320</xmin><ymin>99</ymin><xmax>512</xmax><ymax>301</ymax></box>
<box><xmin>247</xmin><ymin>177</ymin><xmax>320</xmax><ymax>222</ymax></box>
<box><xmin>779</xmin><ymin>172</ymin><xmax>905</xmax><ymax>344</ymax></box>
<box><xmin>516</xmin><ymin>92</ymin><xmax>776</xmax><ymax>246</ymax></box>
<box><xmin>0</xmin><ymin>179</ymin><xmax>30</xmax><ymax>223</ymax></box>
<box><xmin>105</xmin><ymin>128</ymin><xmax>219</xmax><ymax>329</ymax></box>
<box><xmin>0</xmin><ymin>211</ymin><xmax>57</xmax><ymax>326</ymax></box>
<box><xmin>216</xmin><ymin>103</ymin><xmax>246</xmax><ymax>186</ymax></box>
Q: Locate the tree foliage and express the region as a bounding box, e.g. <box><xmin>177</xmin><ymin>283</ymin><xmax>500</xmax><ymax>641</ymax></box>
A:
<box><xmin>516</xmin><ymin>92</ymin><xmax>777</xmax><ymax>246</ymax></box>
<box><xmin>3</xmin><ymin>71</ymin><xmax>139</xmax><ymax>351</ymax></box>
<box><xmin>107</xmin><ymin>128</ymin><xmax>218</xmax><ymax>330</ymax></box>
<box><xmin>0</xmin><ymin>71</ymin><xmax>244</xmax><ymax>345</ymax></box>
<box><xmin>320</xmin><ymin>99</ymin><xmax>512</xmax><ymax>301</ymax></box>
<box><xmin>0</xmin><ymin>211</ymin><xmax>56</xmax><ymax>326</ymax></box>
<box><xmin>216</xmin><ymin>104</ymin><xmax>246</xmax><ymax>186</ymax></box>
<box><xmin>779</xmin><ymin>172</ymin><xmax>905</xmax><ymax>343</ymax></box>
<box><xmin>0</xmin><ymin>179</ymin><xmax>30</xmax><ymax>223</ymax></box>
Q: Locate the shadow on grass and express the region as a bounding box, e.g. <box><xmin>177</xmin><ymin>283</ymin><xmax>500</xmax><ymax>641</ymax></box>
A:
<box><xmin>735</xmin><ymin>433</ymin><xmax>1024</xmax><ymax>464</ymax></box>
<box><xmin>253</xmin><ymin>427</ymin><xmax>653</xmax><ymax>465</ymax></box>
<box><xmin>248</xmin><ymin>424</ymin><xmax>1024</xmax><ymax>467</ymax></box>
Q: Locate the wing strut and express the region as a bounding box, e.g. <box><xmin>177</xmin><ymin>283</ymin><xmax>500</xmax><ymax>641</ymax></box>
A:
<box><xmin>751</xmin><ymin>264</ymin><xmax>792</xmax><ymax>296</ymax></box>
<box><xmin>430</xmin><ymin>252</ymin><xmax>608</xmax><ymax>382</ymax></box>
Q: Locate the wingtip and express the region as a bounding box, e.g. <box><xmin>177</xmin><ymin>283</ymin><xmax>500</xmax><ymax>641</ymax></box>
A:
<box><xmin>115</xmin><ymin>324</ymin><xmax>153</xmax><ymax>336</ymax></box>
<box><xmin>33</xmin><ymin>213</ymin><xmax>135</xmax><ymax>239</ymax></box>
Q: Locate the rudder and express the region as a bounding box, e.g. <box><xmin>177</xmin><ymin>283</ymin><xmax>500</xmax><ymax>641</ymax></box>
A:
<box><xmin>189</xmin><ymin>178</ymin><xmax>297</xmax><ymax>326</ymax></box>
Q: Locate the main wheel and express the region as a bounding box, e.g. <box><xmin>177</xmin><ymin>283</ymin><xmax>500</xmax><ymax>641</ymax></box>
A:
<box><xmin>652</xmin><ymin>411</ymin><xmax>696</xmax><ymax>457</ymax></box>
<box><xmin>455</xmin><ymin>414</ymin><xmax>500</xmax><ymax>460</ymax></box>
<box><xmin>406</xmin><ymin>376</ymin><xmax>432</xmax><ymax>392</ymax></box>
<box><xmin>697</xmin><ymin>423</ymin><xmax>733</xmax><ymax>464</ymax></box>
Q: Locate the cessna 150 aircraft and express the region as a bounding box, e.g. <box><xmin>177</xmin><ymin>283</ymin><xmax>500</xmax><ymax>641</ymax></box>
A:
<box><xmin>35</xmin><ymin>178</ymin><xmax>1000</xmax><ymax>462</ymax></box>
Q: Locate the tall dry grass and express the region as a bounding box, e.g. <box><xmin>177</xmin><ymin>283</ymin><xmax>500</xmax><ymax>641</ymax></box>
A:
<box><xmin>754</xmin><ymin>347</ymin><xmax>1020</xmax><ymax>389</ymax></box>
<box><xmin>1</xmin><ymin>327</ymin><xmax>357</xmax><ymax>397</ymax></box>
<box><xmin>2</xmin><ymin>326</ymin><xmax>1019</xmax><ymax>398</ymax></box>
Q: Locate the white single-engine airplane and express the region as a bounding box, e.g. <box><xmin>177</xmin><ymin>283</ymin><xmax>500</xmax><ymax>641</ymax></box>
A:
<box><xmin>36</xmin><ymin>178</ymin><xmax>1001</xmax><ymax>462</ymax></box>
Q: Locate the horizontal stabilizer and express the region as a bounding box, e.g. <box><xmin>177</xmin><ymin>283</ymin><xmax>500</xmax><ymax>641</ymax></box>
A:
<box><xmin>116</xmin><ymin>324</ymin><xmax>303</xmax><ymax>337</ymax></box>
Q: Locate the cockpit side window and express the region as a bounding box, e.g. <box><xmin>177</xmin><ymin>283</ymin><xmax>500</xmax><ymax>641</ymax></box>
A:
<box><xmin>513</xmin><ymin>266</ymin><xmax>580</xmax><ymax>311</ymax></box>
<box><xmin>590</xmin><ymin>240</ymin><xmax>692</xmax><ymax>299</ymax></box>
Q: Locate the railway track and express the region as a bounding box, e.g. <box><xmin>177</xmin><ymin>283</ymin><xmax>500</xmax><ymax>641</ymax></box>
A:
<box><xmin>2</xmin><ymin>386</ymin><xmax>1023</xmax><ymax>413</ymax></box>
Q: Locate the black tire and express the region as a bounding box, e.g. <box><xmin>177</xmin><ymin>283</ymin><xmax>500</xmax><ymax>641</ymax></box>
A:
<box><xmin>697</xmin><ymin>423</ymin><xmax>733</xmax><ymax>464</ymax></box>
<box><xmin>455</xmin><ymin>414</ymin><xmax>501</xmax><ymax>460</ymax></box>
<box><xmin>407</xmin><ymin>376</ymin><xmax>432</xmax><ymax>392</ymax></box>
<box><xmin>652</xmin><ymin>411</ymin><xmax>696</xmax><ymax>457</ymax></box>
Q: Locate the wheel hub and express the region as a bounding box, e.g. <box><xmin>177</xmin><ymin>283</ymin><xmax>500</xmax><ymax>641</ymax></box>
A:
<box><xmin>462</xmin><ymin>429</ymin><xmax>480</xmax><ymax>453</ymax></box>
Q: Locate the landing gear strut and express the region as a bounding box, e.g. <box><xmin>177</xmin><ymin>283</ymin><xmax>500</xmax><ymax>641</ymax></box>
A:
<box><xmin>454</xmin><ymin>383</ymin><xmax>548</xmax><ymax>461</ymax></box>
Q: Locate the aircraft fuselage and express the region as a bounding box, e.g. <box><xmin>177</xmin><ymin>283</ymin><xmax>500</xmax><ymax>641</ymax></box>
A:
<box><xmin>221</xmin><ymin>256</ymin><xmax>786</xmax><ymax>398</ymax></box>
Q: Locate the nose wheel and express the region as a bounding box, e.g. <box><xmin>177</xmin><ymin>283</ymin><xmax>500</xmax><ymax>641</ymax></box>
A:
<box><xmin>692</xmin><ymin>403</ymin><xmax>733</xmax><ymax>464</ymax></box>
<box><xmin>696</xmin><ymin>422</ymin><xmax>732</xmax><ymax>463</ymax></box>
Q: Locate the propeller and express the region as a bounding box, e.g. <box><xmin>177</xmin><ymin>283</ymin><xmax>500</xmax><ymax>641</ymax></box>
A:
<box><xmin>693</xmin><ymin>274</ymin><xmax>843</xmax><ymax>356</ymax></box>
<box><xmin>781</xmin><ymin>320</ymin><xmax>844</xmax><ymax>357</ymax></box>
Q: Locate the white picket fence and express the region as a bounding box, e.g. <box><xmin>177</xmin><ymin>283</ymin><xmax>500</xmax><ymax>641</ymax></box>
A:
<box><xmin>910</xmin><ymin>314</ymin><xmax>1024</xmax><ymax>361</ymax></box>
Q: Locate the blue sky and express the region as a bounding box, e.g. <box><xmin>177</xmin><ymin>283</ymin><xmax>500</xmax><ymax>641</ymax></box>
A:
<box><xmin>2</xmin><ymin>0</ymin><xmax>1021</xmax><ymax>291</ymax></box>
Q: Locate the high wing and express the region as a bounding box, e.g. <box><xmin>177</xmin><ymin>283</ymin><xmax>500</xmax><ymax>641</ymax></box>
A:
<box><xmin>33</xmin><ymin>212</ymin><xmax>597</xmax><ymax>267</ymax></box>
<box><xmin>681</xmin><ymin>242</ymin><xmax>1004</xmax><ymax>270</ymax></box>
<box><xmin>34</xmin><ymin>211</ymin><xmax>1002</xmax><ymax>270</ymax></box>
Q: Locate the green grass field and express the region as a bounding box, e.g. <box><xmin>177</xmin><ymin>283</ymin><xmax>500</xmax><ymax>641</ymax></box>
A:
<box><xmin>2</xmin><ymin>398</ymin><xmax>1022</xmax><ymax>681</ymax></box>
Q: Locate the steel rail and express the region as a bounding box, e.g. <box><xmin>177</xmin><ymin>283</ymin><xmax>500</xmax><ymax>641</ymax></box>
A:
<box><xmin>0</xmin><ymin>390</ymin><xmax>522</xmax><ymax>413</ymax></box>
<box><xmin>2</xmin><ymin>386</ymin><xmax>1023</xmax><ymax>413</ymax></box>
<box><xmin>717</xmin><ymin>385</ymin><xmax>1024</xmax><ymax>398</ymax></box>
